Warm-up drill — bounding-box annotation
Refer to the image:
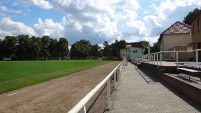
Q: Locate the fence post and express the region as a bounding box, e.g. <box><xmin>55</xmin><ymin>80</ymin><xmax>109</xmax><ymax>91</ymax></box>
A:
<box><xmin>196</xmin><ymin>49</ymin><xmax>198</xmax><ymax>62</ymax></box>
<box><xmin>157</xmin><ymin>53</ymin><xmax>158</xmax><ymax>66</ymax></box>
<box><xmin>154</xmin><ymin>54</ymin><xmax>155</xmax><ymax>64</ymax></box>
<box><xmin>106</xmin><ymin>79</ymin><xmax>110</xmax><ymax>110</ymax></box>
<box><xmin>114</xmin><ymin>71</ymin><xmax>117</xmax><ymax>90</ymax></box>
<box><xmin>80</xmin><ymin>106</ymin><xmax>86</xmax><ymax>113</ymax></box>
<box><xmin>160</xmin><ymin>52</ymin><xmax>162</xmax><ymax>66</ymax></box>
<box><xmin>176</xmin><ymin>51</ymin><xmax>178</xmax><ymax>68</ymax></box>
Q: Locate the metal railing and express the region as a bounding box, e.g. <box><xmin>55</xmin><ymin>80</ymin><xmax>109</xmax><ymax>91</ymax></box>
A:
<box><xmin>141</xmin><ymin>49</ymin><xmax>201</xmax><ymax>67</ymax></box>
<box><xmin>68</xmin><ymin>60</ymin><xmax>125</xmax><ymax>113</ymax></box>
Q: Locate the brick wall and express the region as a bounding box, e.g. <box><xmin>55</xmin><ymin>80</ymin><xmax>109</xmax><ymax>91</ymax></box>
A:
<box><xmin>162</xmin><ymin>74</ymin><xmax>201</xmax><ymax>104</ymax></box>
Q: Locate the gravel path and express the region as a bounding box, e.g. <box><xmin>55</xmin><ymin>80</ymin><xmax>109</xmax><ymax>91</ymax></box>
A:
<box><xmin>109</xmin><ymin>62</ymin><xmax>201</xmax><ymax>113</ymax></box>
<box><xmin>0</xmin><ymin>61</ymin><xmax>120</xmax><ymax>113</ymax></box>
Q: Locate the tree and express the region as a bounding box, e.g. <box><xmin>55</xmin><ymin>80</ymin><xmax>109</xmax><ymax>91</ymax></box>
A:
<box><xmin>103</xmin><ymin>41</ymin><xmax>112</xmax><ymax>59</ymax></box>
<box><xmin>151</xmin><ymin>42</ymin><xmax>160</xmax><ymax>53</ymax></box>
<box><xmin>0</xmin><ymin>39</ymin><xmax>3</xmax><ymax>60</ymax></box>
<box><xmin>115</xmin><ymin>40</ymin><xmax>126</xmax><ymax>58</ymax></box>
<box><xmin>1</xmin><ymin>36</ymin><xmax>18</xmax><ymax>60</ymax></box>
<box><xmin>90</xmin><ymin>44</ymin><xmax>101</xmax><ymax>59</ymax></box>
<box><xmin>29</xmin><ymin>36</ymin><xmax>41</xmax><ymax>60</ymax></box>
<box><xmin>58</xmin><ymin>38</ymin><xmax>69</xmax><ymax>58</ymax></box>
<box><xmin>70</xmin><ymin>39</ymin><xmax>91</xmax><ymax>59</ymax></box>
<box><xmin>49</xmin><ymin>38</ymin><xmax>59</xmax><ymax>59</ymax></box>
<box><xmin>183</xmin><ymin>8</ymin><xmax>200</xmax><ymax>25</ymax></box>
<box><xmin>40</xmin><ymin>36</ymin><xmax>50</xmax><ymax>60</ymax></box>
<box><xmin>17</xmin><ymin>35</ymin><xmax>30</xmax><ymax>60</ymax></box>
<box><xmin>140</xmin><ymin>40</ymin><xmax>150</xmax><ymax>54</ymax></box>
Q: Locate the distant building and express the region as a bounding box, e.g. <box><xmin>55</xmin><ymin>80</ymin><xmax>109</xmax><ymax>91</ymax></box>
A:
<box><xmin>120</xmin><ymin>42</ymin><xmax>146</xmax><ymax>61</ymax></box>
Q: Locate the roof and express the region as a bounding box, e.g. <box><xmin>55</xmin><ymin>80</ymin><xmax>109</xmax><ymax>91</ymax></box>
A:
<box><xmin>126</xmin><ymin>42</ymin><xmax>146</xmax><ymax>49</ymax></box>
<box><xmin>158</xmin><ymin>21</ymin><xmax>191</xmax><ymax>42</ymax></box>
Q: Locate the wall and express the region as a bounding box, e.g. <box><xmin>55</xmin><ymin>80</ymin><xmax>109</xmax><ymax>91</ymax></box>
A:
<box><xmin>140</xmin><ymin>62</ymin><xmax>201</xmax><ymax>104</ymax></box>
<box><xmin>120</xmin><ymin>48</ymin><xmax>129</xmax><ymax>59</ymax></box>
<box><xmin>162</xmin><ymin>74</ymin><xmax>201</xmax><ymax>104</ymax></box>
<box><xmin>162</xmin><ymin>33</ymin><xmax>192</xmax><ymax>59</ymax></box>
<box><xmin>129</xmin><ymin>47</ymin><xmax>143</xmax><ymax>61</ymax></box>
<box><xmin>192</xmin><ymin>13</ymin><xmax>201</xmax><ymax>43</ymax></box>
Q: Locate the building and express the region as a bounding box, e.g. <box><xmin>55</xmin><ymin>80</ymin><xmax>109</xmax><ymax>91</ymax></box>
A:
<box><xmin>158</xmin><ymin>21</ymin><xmax>192</xmax><ymax>60</ymax></box>
<box><xmin>120</xmin><ymin>42</ymin><xmax>146</xmax><ymax>61</ymax></box>
<box><xmin>190</xmin><ymin>10</ymin><xmax>201</xmax><ymax>60</ymax></box>
<box><xmin>169</xmin><ymin>45</ymin><xmax>193</xmax><ymax>61</ymax></box>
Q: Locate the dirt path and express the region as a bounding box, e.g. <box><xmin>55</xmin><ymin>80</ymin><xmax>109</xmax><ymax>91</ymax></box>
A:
<box><xmin>0</xmin><ymin>61</ymin><xmax>120</xmax><ymax>113</ymax></box>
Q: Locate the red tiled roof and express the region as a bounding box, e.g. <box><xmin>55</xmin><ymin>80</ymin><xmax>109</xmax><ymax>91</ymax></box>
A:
<box><xmin>162</xmin><ymin>21</ymin><xmax>191</xmax><ymax>34</ymax></box>
<box><xmin>127</xmin><ymin>42</ymin><xmax>146</xmax><ymax>49</ymax></box>
<box><xmin>158</xmin><ymin>21</ymin><xmax>191</xmax><ymax>42</ymax></box>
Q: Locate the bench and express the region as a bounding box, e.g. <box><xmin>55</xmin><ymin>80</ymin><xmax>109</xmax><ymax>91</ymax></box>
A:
<box><xmin>177</xmin><ymin>62</ymin><xmax>201</xmax><ymax>81</ymax></box>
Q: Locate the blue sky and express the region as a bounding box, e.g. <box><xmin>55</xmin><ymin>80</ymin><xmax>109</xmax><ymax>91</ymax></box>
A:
<box><xmin>0</xmin><ymin>0</ymin><xmax>201</xmax><ymax>46</ymax></box>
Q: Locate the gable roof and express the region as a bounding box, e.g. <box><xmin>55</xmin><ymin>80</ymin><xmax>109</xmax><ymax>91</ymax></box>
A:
<box><xmin>127</xmin><ymin>42</ymin><xmax>146</xmax><ymax>49</ymax></box>
<box><xmin>158</xmin><ymin>21</ymin><xmax>191</xmax><ymax>42</ymax></box>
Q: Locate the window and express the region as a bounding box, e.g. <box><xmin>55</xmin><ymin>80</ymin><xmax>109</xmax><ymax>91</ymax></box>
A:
<box><xmin>133</xmin><ymin>50</ymin><xmax>137</xmax><ymax>53</ymax></box>
<box><xmin>123</xmin><ymin>54</ymin><xmax>124</xmax><ymax>56</ymax></box>
<box><xmin>198</xmin><ymin>19</ymin><xmax>200</xmax><ymax>31</ymax></box>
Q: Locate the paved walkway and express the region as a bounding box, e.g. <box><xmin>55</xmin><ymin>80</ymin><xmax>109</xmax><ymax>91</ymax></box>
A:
<box><xmin>108</xmin><ymin>63</ymin><xmax>201</xmax><ymax>113</ymax></box>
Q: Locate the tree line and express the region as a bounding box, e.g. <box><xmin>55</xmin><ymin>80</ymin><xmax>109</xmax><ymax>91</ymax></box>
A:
<box><xmin>0</xmin><ymin>35</ymin><xmax>69</xmax><ymax>60</ymax></box>
<box><xmin>0</xmin><ymin>35</ymin><xmax>128</xmax><ymax>60</ymax></box>
<box><xmin>0</xmin><ymin>34</ymin><xmax>161</xmax><ymax>61</ymax></box>
<box><xmin>70</xmin><ymin>39</ymin><xmax>126</xmax><ymax>60</ymax></box>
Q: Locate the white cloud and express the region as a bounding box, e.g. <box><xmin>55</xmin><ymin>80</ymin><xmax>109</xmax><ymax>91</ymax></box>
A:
<box><xmin>144</xmin><ymin>0</ymin><xmax>201</xmax><ymax>38</ymax></box>
<box><xmin>20</xmin><ymin>0</ymin><xmax>52</xmax><ymax>9</ymax></box>
<box><xmin>52</xmin><ymin>0</ymin><xmax>147</xmax><ymax>45</ymax></box>
<box><xmin>34</xmin><ymin>18</ymin><xmax>64</xmax><ymax>38</ymax></box>
<box><xmin>0</xmin><ymin>18</ymin><xmax>37</xmax><ymax>39</ymax></box>
<box><xmin>0</xmin><ymin>6</ymin><xmax>7</xmax><ymax>11</ymax></box>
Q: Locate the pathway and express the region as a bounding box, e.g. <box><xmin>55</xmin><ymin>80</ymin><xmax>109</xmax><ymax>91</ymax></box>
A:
<box><xmin>108</xmin><ymin>62</ymin><xmax>201</xmax><ymax>113</ymax></box>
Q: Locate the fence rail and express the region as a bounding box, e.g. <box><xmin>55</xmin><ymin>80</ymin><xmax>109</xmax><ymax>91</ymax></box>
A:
<box><xmin>68</xmin><ymin>60</ymin><xmax>125</xmax><ymax>113</ymax></box>
<box><xmin>141</xmin><ymin>49</ymin><xmax>201</xmax><ymax>67</ymax></box>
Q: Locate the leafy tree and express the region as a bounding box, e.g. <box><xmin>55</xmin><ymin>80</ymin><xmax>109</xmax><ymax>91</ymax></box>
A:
<box><xmin>103</xmin><ymin>41</ymin><xmax>112</xmax><ymax>59</ymax></box>
<box><xmin>140</xmin><ymin>40</ymin><xmax>150</xmax><ymax>54</ymax></box>
<box><xmin>58</xmin><ymin>38</ymin><xmax>69</xmax><ymax>58</ymax></box>
<box><xmin>49</xmin><ymin>38</ymin><xmax>59</xmax><ymax>59</ymax></box>
<box><xmin>1</xmin><ymin>36</ymin><xmax>18</xmax><ymax>60</ymax></box>
<box><xmin>0</xmin><ymin>39</ymin><xmax>3</xmax><ymax>60</ymax></box>
<box><xmin>70</xmin><ymin>39</ymin><xmax>91</xmax><ymax>59</ymax></box>
<box><xmin>183</xmin><ymin>8</ymin><xmax>200</xmax><ymax>25</ymax></box>
<box><xmin>90</xmin><ymin>44</ymin><xmax>101</xmax><ymax>59</ymax></box>
<box><xmin>70</xmin><ymin>42</ymin><xmax>82</xmax><ymax>59</ymax></box>
<box><xmin>40</xmin><ymin>36</ymin><xmax>50</xmax><ymax>60</ymax></box>
<box><xmin>17</xmin><ymin>35</ymin><xmax>30</xmax><ymax>60</ymax></box>
<box><xmin>151</xmin><ymin>42</ymin><xmax>160</xmax><ymax>53</ymax></box>
<box><xmin>29</xmin><ymin>36</ymin><xmax>41</xmax><ymax>60</ymax></box>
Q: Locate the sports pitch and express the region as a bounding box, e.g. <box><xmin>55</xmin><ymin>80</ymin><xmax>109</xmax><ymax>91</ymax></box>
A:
<box><xmin>0</xmin><ymin>60</ymin><xmax>112</xmax><ymax>94</ymax></box>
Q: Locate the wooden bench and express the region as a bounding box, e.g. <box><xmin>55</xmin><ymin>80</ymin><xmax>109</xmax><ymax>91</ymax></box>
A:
<box><xmin>177</xmin><ymin>62</ymin><xmax>201</xmax><ymax>81</ymax></box>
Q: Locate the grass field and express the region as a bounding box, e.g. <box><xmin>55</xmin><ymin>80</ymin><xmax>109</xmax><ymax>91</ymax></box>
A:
<box><xmin>0</xmin><ymin>60</ymin><xmax>112</xmax><ymax>94</ymax></box>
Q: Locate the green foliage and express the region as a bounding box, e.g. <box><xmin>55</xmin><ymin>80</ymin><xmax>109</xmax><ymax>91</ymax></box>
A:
<box><xmin>0</xmin><ymin>35</ymin><xmax>69</xmax><ymax>60</ymax></box>
<box><xmin>103</xmin><ymin>39</ymin><xmax>126</xmax><ymax>59</ymax></box>
<box><xmin>183</xmin><ymin>8</ymin><xmax>200</xmax><ymax>25</ymax></box>
<box><xmin>0</xmin><ymin>60</ymin><xmax>112</xmax><ymax>94</ymax></box>
<box><xmin>70</xmin><ymin>39</ymin><xmax>101</xmax><ymax>59</ymax></box>
<box><xmin>150</xmin><ymin>42</ymin><xmax>160</xmax><ymax>53</ymax></box>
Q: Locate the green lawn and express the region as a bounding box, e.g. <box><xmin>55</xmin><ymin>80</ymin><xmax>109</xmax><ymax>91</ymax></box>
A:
<box><xmin>0</xmin><ymin>60</ymin><xmax>112</xmax><ymax>94</ymax></box>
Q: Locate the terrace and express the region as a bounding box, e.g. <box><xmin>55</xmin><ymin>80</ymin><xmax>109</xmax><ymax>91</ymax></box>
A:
<box><xmin>69</xmin><ymin>51</ymin><xmax>201</xmax><ymax>112</ymax></box>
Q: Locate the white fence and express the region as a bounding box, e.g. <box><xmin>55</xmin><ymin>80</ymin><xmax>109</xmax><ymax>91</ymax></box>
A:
<box><xmin>68</xmin><ymin>60</ymin><xmax>125</xmax><ymax>113</ymax></box>
<box><xmin>141</xmin><ymin>49</ymin><xmax>201</xmax><ymax>67</ymax></box>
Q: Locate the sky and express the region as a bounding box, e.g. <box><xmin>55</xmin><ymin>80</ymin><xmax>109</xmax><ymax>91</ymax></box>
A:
<box><xmin>0</xmin><ymin>0</ymin><xmax>201</xmax><ymax>47</ymax></box>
